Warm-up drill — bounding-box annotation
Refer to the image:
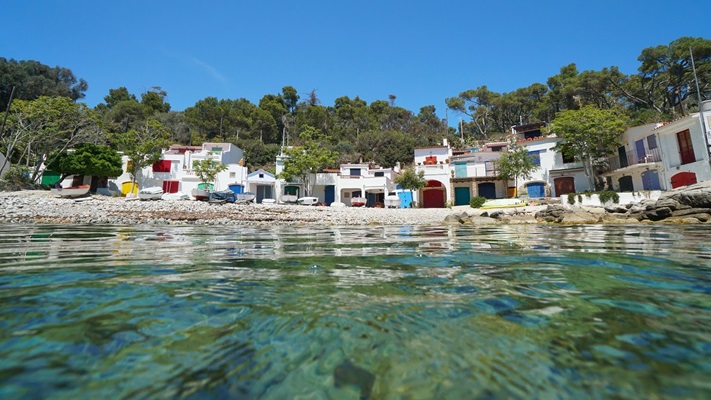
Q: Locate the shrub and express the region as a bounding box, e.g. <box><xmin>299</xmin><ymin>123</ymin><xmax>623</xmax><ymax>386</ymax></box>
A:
<box><xmin>567</xmin><ymin>194</ymin><xmax>576</xmax><ymax>205</ymax></box>
<box><xmin>0</xmin><ymin>165</ymin><xmax>36</xmax><ymax>191</ymax></box>
<box><xmin>599</xmin><ymin>190</ymin><xmax>620</xmax><ymax>204</ymax></box>
<box><xmin>470</xmin><ymin>196</ymin><xmax>486</xmax><ymax>208</ymax></box>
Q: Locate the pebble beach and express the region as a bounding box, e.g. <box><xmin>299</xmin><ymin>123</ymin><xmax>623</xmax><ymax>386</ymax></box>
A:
<box><xmin>0</xmin><ymin>190</ymin><xmax>463</xmax><ymax>226</ymax></box>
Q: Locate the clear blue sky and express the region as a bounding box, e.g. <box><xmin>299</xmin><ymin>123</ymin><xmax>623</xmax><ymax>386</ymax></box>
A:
<box><xmin>3</xmin><ymin>0</ymin><xmax>710</xmax><ymax>123</ymax></box>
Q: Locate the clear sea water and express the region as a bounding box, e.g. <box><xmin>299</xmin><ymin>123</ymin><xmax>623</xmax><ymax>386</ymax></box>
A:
<box><xmin>0</xmin><ymin>223</ymin><xmax>710</xmax><ymax>399</ymax></box>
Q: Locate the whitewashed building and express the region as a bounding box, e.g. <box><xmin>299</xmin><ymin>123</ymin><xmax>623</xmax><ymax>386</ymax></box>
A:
<box><xmin>413</xmin><ymin>142</ymin><xmax>452</xmax><ymax>208</ymax></box>
<box><xmin>602</xmin><ymin>101</ymin><xmax>711</xmax><ymax>191</ymax></box>
<box><xmin>111</xmin><ymin>142</ymin><xmax>248</xmax><ymax>197</ymax></box>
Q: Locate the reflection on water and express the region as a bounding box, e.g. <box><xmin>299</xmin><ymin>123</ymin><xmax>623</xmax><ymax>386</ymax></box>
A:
<box><xmin>0</xmin><ymin>224</ymin><xmax>710</xmax><ymax>399</ymax></box>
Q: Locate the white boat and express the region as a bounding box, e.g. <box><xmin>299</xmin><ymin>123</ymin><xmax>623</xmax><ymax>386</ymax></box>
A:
<box><xmin>261</xmin><ymin>198</ymin><xmax>276</xmax><ymax>205</ymax></box>
<box><xmin>384</xmin><ymin>193</ymin><xmax>401</xmax><ymax>208</ymax></box>
<box><xmin>191</xmin><ymin>188</ymin><xmax>210</xmax><ymax>201</ymax></box>
<box><xmin>162</xmin><ymin>192</ymin><xmax>190</xmax><ymax>201</ymax></box>
<box><xmin>351</xmin><ymin>196</ymin><xmax>367</xmax><ymax>207</ymax></box>
<box><xmin>280</xmin><ymin>194</ymin><xmax>298</xmax><ymax>204</ymax></box>
<box><xmin>297</xmin><ymin>196</ymin><xmax>319</xmax><ymax>206</ymax></box>
<box><xmin>235</xmin><ymin>192</ymin><xmax>256</xmax><ymax>204</ymax></box>
<box><xmin>138</xmin><ymin>186</ymin><xmax>164</xmax><ymax>201</ymax></box>
<box><xmin>50</xmin><ymin>184</ymin><xmax>90</xmax><ymax>198</ymax></box>
<box><xmin>480</xmin><ymin>198</ymin><xmax>529</xmax><ymax>209</ymax></box>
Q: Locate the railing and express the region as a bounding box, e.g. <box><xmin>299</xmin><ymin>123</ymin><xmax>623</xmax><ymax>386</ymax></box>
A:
<box><xmin>604</xmin><ymin>147</ymin><xmax>662</xmax><ymax>172</ymax></box>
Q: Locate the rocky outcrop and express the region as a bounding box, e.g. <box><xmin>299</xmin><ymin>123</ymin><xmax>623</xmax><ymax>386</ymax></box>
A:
<box><xmin>445</xmin><ymin>182</ymin><xmax>711</xmax><ymax>225</ymax></box>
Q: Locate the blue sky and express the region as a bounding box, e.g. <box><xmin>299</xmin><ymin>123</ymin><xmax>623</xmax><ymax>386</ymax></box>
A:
<box><xmin>3</xmin><ymin>0</ymin><xmax>710</xmax><ymax>123</ymax></box>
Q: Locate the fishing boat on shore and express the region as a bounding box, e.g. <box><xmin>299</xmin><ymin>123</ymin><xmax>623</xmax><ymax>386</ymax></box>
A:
<box><xmin>384</xmin><ymin>193</ymin><xmax>401</xmax><ymax>208</ymax></box>
<box><xmin>280</xmin><ymin>194</ymin><xmax>298</xmax><ymax>204</ymax></box>
<box><xmin>480</xmin><ymin>198</ymin><xmax>529</xmax><ymax>209</ymax></box>
<box><xmin>235</xmin><ymin>192</ymin><xmax>255</xmax><ymax>204</ymax></box>
<box><xmin>50</xmin><ymin>184</ymin><xmax>90</xmax><ymax>198</ymax></box>
<box><xmin>351</xmin><ymin>196</ymin><xmax>367</xmax><ymax>207</ymax></box>
<box><xmin>138</xmin><ymin>186</ymin><xmax>164</xmax><ymax>201</ymax></box>
<box><xmin>297</xmin><ymin>196</ymin><xmax>319</xmax><ymax>206</ymax></box>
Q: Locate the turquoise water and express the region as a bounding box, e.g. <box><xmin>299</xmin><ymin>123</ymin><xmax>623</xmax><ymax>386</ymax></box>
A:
<box><xmin>0</xmin><ymin>224</ymin><xmax>710</xmax><ymax>399</ymax></box>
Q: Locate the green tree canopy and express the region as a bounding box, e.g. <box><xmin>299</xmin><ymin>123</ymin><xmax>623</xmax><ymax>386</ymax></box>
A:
<box><xmin>278</xmin><ymin>126</ymin><xmax>338</xmax><ymax>196</ymax></box>
<box><xmin>2</xmin><ymin>96</ymin><xmax>100</xmax><ymax>181</ymax></box>
<box><xmin>548</xmin><ymin>105</ymin><xmax>628</xmax><ymax>190</ymax></box>
<box><xmin>46</xmin><ymin>143</ymin><xmax>122</xmax><ymax>183</ymax></box>
<box><xmin>192</xmin><ymin>157</ymin><xmax>227</xmax><ymax>185</ymax></box>
<box><xmin>394</xmin><ymin>169</ymin><xmax>426</xmax><ymax>207</ymax></box>
<box><xmin>113</xmin><ymin>118</ymin><xmax>171</xmax><ymax>191</ymax></box>
<box><xmin>497</xmin><ymin>144</ymin><xmax>539</xmax><ymax>197</ymax></box>
<box><xmin>0</xmin><ymin>58</ymin><xmax>88</xmax><ymax>111</ymax></box>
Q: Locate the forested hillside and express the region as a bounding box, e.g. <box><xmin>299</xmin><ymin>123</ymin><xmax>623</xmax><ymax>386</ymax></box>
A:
<box><xmin>1</xmin><ymin>36</ymin><xmax>709</xmax><ymax>174</ymax></box>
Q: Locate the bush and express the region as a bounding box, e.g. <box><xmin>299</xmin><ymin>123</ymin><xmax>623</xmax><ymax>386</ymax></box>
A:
<box><xmin>567</xmin><ymin>194</ymin><xmax>576</xmax><ymax>205</ymax></box>
<box><xmin>0</xmin><ymin>165</ymin><xmax>36</xmax><ymax>191</ymax></box>
<box><xmin>470</xmin><ymin>196</ymin><xmax>486</xmax><ymax>208</ymax></box>
<box><xmin>598</xmin><ymin>190</ymin><xmax>620</xmax><ymax>204</ymax></box>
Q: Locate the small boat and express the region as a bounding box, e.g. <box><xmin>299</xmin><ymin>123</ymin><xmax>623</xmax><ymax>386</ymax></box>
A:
<box><xmin>191</xmin><ymin>188</ymin><xmax>210</xmax><ymax>201</ymax></box>
<box><xmin>480</xmin><ymin>198</ymin><xmax>529</xmax><ymax>210</ymax></box>
<box><xmin>280</xmin><ymin>194</ymin><xmax>298</xmax><ymax>204</ymax></box>
<box><xmin>192</xmin><ymin>183</ymin><xmax>214</xmax><ymax>201</ymax></box>
<box><xmin>351</xmin><ymin>196</ymin><xmax>367</xmax><ymax>207</ymax></box>
<box><xmin>209</xmin><ymin>190</ymin><xmax>236</xmax><ymax>204</ymax></box>
<box><xmin>297</xmin><ymin>196</ymin><xmax>319</xmax><ymax>206</ymax></box>
<box><xmin>384</xmin><ymin>193</ymin><xmax>401</xmax><ymax>208</ymax></box>
<box><xmin>162</xmin><ymin>192</ymin><xmax>190</xmax><ymax>201</ymax></box>
<box><xmin>235</xmin><ymin>192</ymin><xmax>256</xmax><ymax>204</ymax></box>
<box><xmin>261</xmin><ymin>198</ymin><xmax>276</xmax><ymax>205</ymax></box>
<box><xmin>50</xmin><ymin>184</ymin><xmax>90</xmax><ymax>198</ymax></box>
<box><xmin>138</xmin><ymin>186</ymin><xmax>164</xmax><ymax>201</ymax></box>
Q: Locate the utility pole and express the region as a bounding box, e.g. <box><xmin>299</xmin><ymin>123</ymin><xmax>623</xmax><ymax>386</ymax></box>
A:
<box><xmin>690</xmin><ymin>47</ymin><xmax>710</xmax><ymax>158</ymax></box>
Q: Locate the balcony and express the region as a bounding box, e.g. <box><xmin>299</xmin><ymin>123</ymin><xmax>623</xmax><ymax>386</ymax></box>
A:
<box><xmin>604</xmin><ymin>148</ymin><xmax>662</xmax><ymax>173</ymax></box>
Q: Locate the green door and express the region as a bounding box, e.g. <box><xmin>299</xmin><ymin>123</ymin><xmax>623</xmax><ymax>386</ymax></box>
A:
<box><xmin>454</xmin><ymin>187</ymin><xmax>471</xmax><ymax>206</ymax></box>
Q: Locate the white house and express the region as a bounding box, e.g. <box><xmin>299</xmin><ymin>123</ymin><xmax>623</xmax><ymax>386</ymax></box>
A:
<box><xmin>413</xmin><ymin>142</ymin><xmax>452</xmax><ymax>208</ymax></box>
<box><xmin>512</xmin><ymin>122</ymin><xmax>589</xmax><ymax>198</ymax></box>
<box><xmin>337</xmin><ymin>163</ymin><xmax>398</xmax><ymax>207</ymax></box>
<box><xmin>450</xmin><ymin>142</ymin><xmax>507</xmax><ymax>204</ymax></box>
<box><xmin>111</xmin><ymin>142</ymin><xmax>248</xmax><ymax>198</ymax></box>
<box><xmin>246</xmin><ymin>169</ymin><xmax>276</xmax><ymax>203</ymax></box>
<box><xmin>602</xmin><ymin>101</ymin><xmax>711</xmax><ymax>191</ymax></box>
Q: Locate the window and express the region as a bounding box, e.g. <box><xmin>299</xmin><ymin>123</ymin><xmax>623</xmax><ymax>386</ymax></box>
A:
<box><xmin>527</xmin><ymin>150</ymin><xmax>541</xmax><ymax>165</ymax></box>
<box><xmin>229</xmin><ymin>172</ymin><xmax>236</xmax><ymax>178</ymax></box>
<box><xmin>374</xmin><ymin>172</ymin><xmax>384</xmax><ymax>177</ymax></box>
<box><xmin>349</xmin><ymin>168</ymin><xmax>361</xmax><ymax>176</ymax></box>
<box><xmin>562</xmin><ymin>152</ymin><xmax>575</xmax><ymax>164</ymax></box>
<box><xmin>647</xmin><ymin>135</ymin><xmax>657</xmax><ymax>149</ymax></box>
<box><xmin>677</xmin><ymin>129</ymin><xmax>695</xmax><ymax>165</ymax></box>
<box><xmin>425</xmin><ymin>156</ymin><xmax>437</xmax><ymax>165</ymax></box>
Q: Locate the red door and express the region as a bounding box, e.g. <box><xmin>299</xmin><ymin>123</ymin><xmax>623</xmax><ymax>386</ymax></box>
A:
<box><xmin>422</xmin><ymin>181</ymin><xmax>446</xmax><ymax>208</ymax></box>
<box><xmin>677</xmin><ymin>130</ymin><xmax>695</xmax><ymax>165</ymax></box>
<box><xmin>162</xmin><ymin>180</ymin><xmax>179</xmax><ymax>193</ymax></box>
<box><xmin>671</xmin><ymin>172</ymin><xmax>697</xmax><ymax>189</ymax></box>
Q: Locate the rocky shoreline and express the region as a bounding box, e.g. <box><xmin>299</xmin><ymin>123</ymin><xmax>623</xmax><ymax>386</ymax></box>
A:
<box><xmin>2</xmin><ymin>182</ymin><xmax>711</xmax><ymax>226</ymax></box>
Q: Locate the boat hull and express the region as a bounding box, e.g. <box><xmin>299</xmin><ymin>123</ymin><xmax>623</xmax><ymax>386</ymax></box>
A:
<box><xmin>297</xmin><ymin>196</ymin><xmax>319</xmax><ymax>206</ymax></box>
<box><xmin>50</xmin><ymin>185</ymin><xmax>90</xmax><ymax>198</ymax></box>
<box><xmin>280</xmin><ymin>194</ymin><xmax>298</xmax><ymax>204</ymax></box>
<box><xmin>138</xmin><ymin>187</ymin><xmax>164</xmax><ymax>201</ymax></box>
<box><xmin>191</xmin><ymin>188</ymin><xmax>210</xmax><ymax>201</ymax></box>
<box><xmin>351</xmin><ymin>197</ymin><xmax>367</xmax><ymax>207</ymax></box>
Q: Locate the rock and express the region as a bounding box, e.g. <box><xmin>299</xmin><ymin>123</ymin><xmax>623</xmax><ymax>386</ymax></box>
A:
<box><xmin>643</xmin><ymin>207</ymin><xmax>673</xmax><ymax>221</ymax></box>
<box><xmin>560</xmin><ymin>211</ymin><xmax>601</xmax><ymax>224</ymax></box>
<box><xmin>467</xmin><ymin>216</ymin><xmax>499</xmax><ymax>225</ymax></box>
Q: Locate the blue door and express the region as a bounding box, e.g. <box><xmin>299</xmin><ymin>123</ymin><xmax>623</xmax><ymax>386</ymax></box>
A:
<box><xmin>325</xmin><ymin>185</ymin><xmax>335</xmax><ymax>205</ymax></box>
<box><xmin>478</xmin><ymin>182</ymin><xmax>496</xmax><ymax>199</ymax></box>
<box><xmin>228</xmin><ymin>184</ymin><xmax>244</xmax><ymax>194</ymax></box>
<box><xmin>527</xmin><ymin>182</ymin><xmax>545</xmax><ymax>198</ymax></box>
<box><xmin>642</xmin><ymin>170</ymin><xmax>660</xmax><ymax>190</ymax></box>
<box><xmin>398</xmin><ymin>191</ymin><xmax>413</xmax><ymax>208</ymax></box>
<box><xmin>618</xmin><ymin>176</ymin><xmax>634</xmax><ymax>192</ymax></box>
<box><xmin>454</xmin><ymin>187</ymin><xmax>471</xmax><ymax>205</ymax></box>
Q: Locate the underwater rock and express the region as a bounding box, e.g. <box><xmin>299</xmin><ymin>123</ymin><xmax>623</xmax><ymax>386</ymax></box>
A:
<box><xmin>334</xmin><ymin>359</ymin><xmax>375</xmax><ymax>400</ymax></box>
